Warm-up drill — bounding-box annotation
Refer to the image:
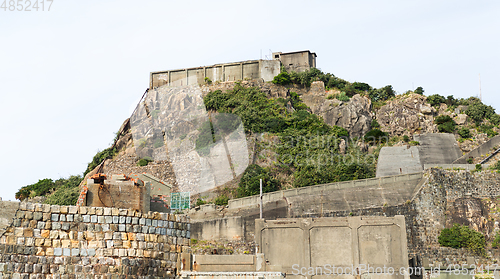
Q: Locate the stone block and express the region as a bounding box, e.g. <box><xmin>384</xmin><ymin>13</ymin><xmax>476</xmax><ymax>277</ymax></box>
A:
<box><xmin>95</xmin><ymin>207</ymin><xmax>103</xmax><ymax>215</ymax></box>
<box><xmin>120</xmin><ymin>216</ymin><xmax>126</xmax><ymax>224</ymax></box>
<box><xmin>113</xmin><ymin>216</ymin><xmax>119</xmax><ymax>224</ymax></box>
<box><xmin>87</xmin><ymin>207</ymin><xmax>96</xmax><ymax>215</ymax></box>
<box><xmin>79</xmin><ymin>206</ymin><xmax>87</xmax><ymax>215</ymax></box>
<box><xmin>51</xmin><ymin>214</ymin><xmax>59</xmax><ymax>222</ymax></box>
<box><xmin>112</xmin><ymin>208</ymin><xmax>120</xmax><ymax>216</ymax></box>
<box><xmin>63</xmin><ymin>248</ymin><xmax>71</xmax><ymax>256</ymax></box>
<box><xmin>119</xmin><ymin>209</ymin><xmax>128</xmax><ymax>216</ymax></box>
<box><xmin>98</xmin><ymin>216</ymin><xmax>104</xmax><ymax>223</ymax></box>
<box><xmin>60</xmin><ymin>206</ymin><xmax>68</xmax><ymax>214</ymax></box>
<box><xmin>66</xmin><ymin>214</ymin><xmax>73</xmax><ymax>222</ymax></box>
<box><xmin>52</xmin><ymin>222</ymin><xmax>61</xmax><ymax>230</ymax></box>
<box><xmin>90</xmin><ymin>215</ymin><xmax>98</xmax><ymax>223</ymax></box>
<box><xmin>104</xmin><ymin>208</ymin><xmax>112</xmax><ymax>215</ymax></box>
<box><xmin>145</xmin><ymin>219</ymin><xmax>152</xmax><ymax>226</ymax></box>
<box><xmin>33</xmin><ymin>212</ymin><xmax>43</xmax><ymax>221</ymax></box>
<box><xmin>68</xmin><ymin>206</ymin><xmax>78</xmax><ymax>214</ymax></box>
<box><xmin>71</xmin><ymin>248</ymin><xmax>80</xmax><ymax>256</ymax></box>
<box><xmin>51</xmin><ymin>205</ymin><xmax>60</xmax><ymax>213</ymax></box>
<box><xmin>54</xmin><ymin>248</ymin><xmax>62</xmax><ymax>256</ymax></box>
<box><xmin>82</xmin><ymin>215</ymin><xmax>90</xmax><ymax>223</ymax></box>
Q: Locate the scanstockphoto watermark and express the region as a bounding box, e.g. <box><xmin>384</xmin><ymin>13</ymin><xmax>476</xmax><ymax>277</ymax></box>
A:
<box><xmin>292</xmin><ymin>264</ymin><xmax>424</xmax><ymax>276</ymax></box>
<box><xmin>1</xmin><ymin>0</ymin><xmax>54</xmax><ymax>11</ymax></box>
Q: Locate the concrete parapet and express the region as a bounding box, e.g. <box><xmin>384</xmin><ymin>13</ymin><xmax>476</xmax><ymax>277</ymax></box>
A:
<box><xmin>192</xmin><ymin>255</ymin><xmax>264</xmax><ymax>272</ymax></box>
<box><xmin>228</xmin><ymin>172</ymin><xmax>424</xmax><ymax>209</ymax></box>
<box><xmin>453</xmin><ymin>134</ymin><xmax>500</xmax><ymax>164</ymax></box>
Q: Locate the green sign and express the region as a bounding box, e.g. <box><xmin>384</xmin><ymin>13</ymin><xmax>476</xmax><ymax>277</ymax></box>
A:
<box><xmin>170</xmin><ymin>192</ymin><xmax>190</xmax><ymax>210</ymax></box>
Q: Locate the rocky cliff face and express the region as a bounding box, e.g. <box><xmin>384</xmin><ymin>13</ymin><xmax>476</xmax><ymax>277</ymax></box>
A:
<box><xmin>300</xmin><ymin>82</ymin><xmax>373</xmax><ymax>138</ymax></box>
<box><xmin>376</xmin><ymin>93</ymin><xmax>438</xmax><ymax>136</ymax></box>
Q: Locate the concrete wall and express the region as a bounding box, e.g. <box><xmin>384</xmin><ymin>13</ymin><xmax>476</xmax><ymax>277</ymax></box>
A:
<box><xmin>272</xmin><ymin>51</ymin><xmax>317</xmax><ymax>73</ymax></box>
<box><xmin>376</xmin><ymin>146</ymin><xmax>422</xmax><ymax>177</ymax></box>
<box><xmin>192</xmin><ymin>255</ymin><xmax>263</xmax><ymax>272</ymax></box>
<box><xmin>228</xmin><ymin>172</ymin><xmax>424</xmax><ymax>210</ymax></box>
<box><xmin>150</xmin><ymin>60</ymin><xmax>280</xmax><ymax>89</ymax></box>
<box><xmin>191</xmin><ymin>217</ymin><xmax>245</xmax><ymax>241</ymax></box>
<box><xmin>0</xmin><ymin>201</ymin><xmax>190</xmax><ymax>279</ymax></box>
<box><xmin>413</xmin><ymin>134</ymin><xmax>462</xmax><ymax>166</ymax></box>
<box><xmin>0</xmin><ymin>201</ymin><xmax>19</xmax><ymax>237</ymax></box>
<box><xmin>255</xmin><ymin>216</ymin><xmax>408</xmax><ymax>279</ymax></box>
<box><xmin>376</xmin><ymin>134</ymin><xmax>462</xmax><ymax>177</ymax></box>
<box><xmin>181</xmin><ymin>272</ymin><xmax>284</xmax><ymax>279</ymax></box>
<box><xmin>453</xmin><ymin>134</ymin><xmax>500</xmax><ymax>164</ymax></box>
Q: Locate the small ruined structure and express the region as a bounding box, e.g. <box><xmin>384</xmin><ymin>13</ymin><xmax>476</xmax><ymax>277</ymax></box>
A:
<box><xmin>272</xmin><ymin>50</ymin><xmax>317</xmax><ymax>73</ymax></box>
<box><xmin>85</xmin><ymin>173</ymin><xmax>151</xmax><ymax>212</ymax></box>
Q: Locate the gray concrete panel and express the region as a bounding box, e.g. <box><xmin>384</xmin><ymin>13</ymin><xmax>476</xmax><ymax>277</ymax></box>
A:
<box><xmin>255</xmin><ymin>216</ymin><xmax>408</xmax><ymax>278</ymax></box>
<box><xmin>376</xmin><ymin>146</ymin><xmax>422</xmax><ymax>177</ymax></box>
<box><xmin>413</xmin><ymin>134</ymin><xmax>462</xmax><ymax>166</ymax></box>
<box><xmin>0</xmin><ymin>201</ymin><xmax>19</xmax><ymax>236</ymax></box>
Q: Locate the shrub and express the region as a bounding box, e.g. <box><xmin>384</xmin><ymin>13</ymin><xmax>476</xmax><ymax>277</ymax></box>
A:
<box><xmin>84</xmin><ymin>147</ymin><xmax>117</xmax><ymax>176</ymax></box>
<box><xmin>414</xmin><ymin>87</ymin><xmax>424</xmax><ymax>95</ymax></box>
<box><xmin>427</xmin><ymin>94</ymin><xmax>446</xmax><ymax>108</ymax></box>
<box><xmin>368</xmin><ymin>85</ymin><xmax>395</xmax><ymax>102</ymax></box>
<box><xmin>438</xmin><ymin>223</ymin><xmax>485</xmax><ymax>255</ymax></box>
<box><xmin>458</xmin><ymin>128</ymin><xmax>471</xmax><ymax>139</ymax></box>
<box><xmin>403</xmin><ymin>135</ymin><xmax>410</xmax><ymax>142</ymax></box>
<box><xmin>45</xmin><ymin>186</ymin><xmax>80</xmax><ymax>206</ymax></box>
<box><xmin>409</xmin><ymin>141</ymin><xmax>420</xmax><ymax>146</ymax></box>
<box><xmin>195</xmin><ymin>198</ymin><xmax>207</xmax><ymax>207</ymax></box>
<box><xmin>137</xmin><ymin>157</ymin><xmax>153</xmax><ymax>166</ymax></box>
<box><xmin>465</xmin><ymin>98</ymin><xmax>496</xmax><ymax>123</ymax></box>
<box><xmin>467</xmin><ymin>157</ymin><xmax>474</xmax><ymax>164</ymax></box>
<box><xmin>352</xmin><ymin>82</ymin><xmax>371</xmax><ymax>91</ymax></box>
<box><xmin>272</xmin><ymin>72</ymin><xmax>291</xmax><ymax>85</ymax></box>
<box><xmin>336</xmin><ymin>92</ymin><xmax>350</xmax><ymax>102</ymax></box>
<box><xmin>293</xmin><ymin>163</ymin><xmax>375</xmax><ymax>188</ymax></box>
<box><xmin>475</xmin><ymin>164</ymin><xmax>482</xmax><ymax>172</ymax></box>
<box><xmin>204</xmin><ymin>77</ymin><xmax>212</xmax><ymax>84</ymax></box>
<box><xmin>364</xmin><ymin>129</ymin><xmax>388</xmax><ymax>144</ymax></box>
<box><xmin>371</xmin><ymin>119</ymin><xmax>380</xmax><ymax>129</ymax></box>
<box><xmin>492</xmin><ymin>233</ymin><xmax>500</xmax><ymax>248</ymax></box>
<box><xmin>214</xmin><ymin>195</ymin><xmax>229</xmax><ymax>206</ymax></box>
<box><xmin>237</xmin><ymin>164</ymin><xmax>280</xmax><ymax>197</ymax></box>
<box><xmin>435</xmin><ymin>115</ymin><xmax>456</xmax><ymax>133</ymax></box>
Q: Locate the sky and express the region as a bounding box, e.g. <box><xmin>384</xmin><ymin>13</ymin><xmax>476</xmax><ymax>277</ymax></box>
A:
<box><xmin>0</xmin><ymin>0</ymin><xmax>499</xmax><ymax>201</ymax></box>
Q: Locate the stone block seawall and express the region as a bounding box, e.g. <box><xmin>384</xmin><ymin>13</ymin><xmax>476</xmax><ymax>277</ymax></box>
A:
<box><xmin>0</xmin><ymin>201</ymin><xmax>190</xmax><ymax>279</ymax></box>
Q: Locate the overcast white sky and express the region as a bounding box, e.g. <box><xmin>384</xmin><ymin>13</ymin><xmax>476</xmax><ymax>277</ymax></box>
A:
<box><xmin>1</xmin><ymin>1</ymin><xmax>499</xmax><ymax>201</ymax></box>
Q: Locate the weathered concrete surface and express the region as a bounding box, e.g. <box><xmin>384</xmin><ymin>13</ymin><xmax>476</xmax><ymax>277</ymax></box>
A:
<box><xmin>0</xmin><ymin>201</ymin><xmax>19</xmax><ymax>236</ymax></box>
<box><xmin>453</xmin><ymin>134</ymin><xmax>500</xmax><ymax>164</ymax></box>
<box><xmin>191</xmin><ymin>217</ymin><xmax>245</xmax><ymax>241</ymax></box>
<box><xmin>255</xmin><ymin>216</ymin><xmax>408</xmax><ymax>279</ymax></box>
<box><xmin>181</xmin><ymin>272</ymin><xmax>284</xmax><ymax>279</ymax></box>
<box><xmin>228</xmin><ymin>172</ymin><xmax>424</xmax><ymax>210</ymax></box>
<box><xmin>192</xmin><ymin>255</ymin><xmax>263</xmax><ymax>272</ymax></box>
<box><xmin>413</xmin><ymin>134</ymin><xmax>462</xmax><ymax>166</ymax></box>
<box><xmin>376</xmin><ymin>146</ymin><xmax>422</xmax><ymax>177</ymax></box>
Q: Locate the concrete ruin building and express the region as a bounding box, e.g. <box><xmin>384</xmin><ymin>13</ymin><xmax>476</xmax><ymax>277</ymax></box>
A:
<box><xmin>84</xmin><ymin>173</ymin><xmax>172</xmax><ymax>213</ymax></box>
<box><xmin>149</xmin><ymin>50</ymin><xmax>317</xmax><ymax>88</ymax></box>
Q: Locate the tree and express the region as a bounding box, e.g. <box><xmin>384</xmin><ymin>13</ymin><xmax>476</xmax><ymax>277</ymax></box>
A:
<box><xmin>414</xmin><ymin>87</ymin><xmax>424</xmax><ymax>95</ymax></box>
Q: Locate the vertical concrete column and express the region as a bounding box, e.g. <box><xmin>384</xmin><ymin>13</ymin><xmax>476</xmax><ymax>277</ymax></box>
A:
<box><xmin>203</xmin><ymin>67</ymin><xmax>206</xmax><ymax>81</ymax></box>
<box><xmin>222</xmin><ymin>65</ymin><xmax>225</xmax><ymax>82</ymax></box>
<box><xmin>241</xmin><ymin>63</ymin><xmax>244</xmax><ymax>80</ymax></box>
<box><xmin>186</xmin><ymin>69</ymin><xmax>189</xmax><ymax>85</ymax></box>
<box><xmin>168</xmin><ymin>71</ymin><xmax>171</xmax><ymax>86</ymax></box>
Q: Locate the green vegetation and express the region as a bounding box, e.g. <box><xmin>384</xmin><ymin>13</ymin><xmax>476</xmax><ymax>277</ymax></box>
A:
<box><xmin>336</xmin><ymin>92</ymin><xmax>350</xmax><ymax>102</ymax></box>
<box><xmin>204</xmin><ymin>77</ymin><xmax>212</xmax><ymax>84</ymax></box>
<box><xmin>414</xmin><ymin>87</ymin><xmax>424</xmax><ymax>95</ymax></box>
<box><xmin>467</xmin><ymin>157</ymin><xmax>474</xmax><ymax>164</ymax></box>
<box><xmin>371</xmin><ymin>119</ymin><xmax>380</xmax><ymax>129</ymax></box>
<box><xmin>475</xmin><ymin>164</ymin><xmax>483</xmax><ymax>172</ymax></box>
<box><xmin>409</xmin><ymin>141</ymin><xmax>420</xmax><ymax>146</ymax></box>
<box><xmin>214</xmin><ymin>195</ymin><xmax>229</xmax><ymax>206</ymax></box>
<box><xmin>368</xmin><ymin>85</ymin><xmax>395</xmax><ymax>102</ymax></box>
<box><xmin>403</xmin><ymin>135</ymin><xmax>410</xmax><ymax>143</ymax></box>
<box><xmin>272</xmin><ymin>72</ymin><xmax>291</xmax><ymax>85</ymax></box>
<box><xmin>15</xmin><ymin>175</ymin><xmax>82</xmax><ymax>205</ymax></box>
<box><xmin>195</xmin><ymin>198</ymin><xmax>207</xmax><ymax>207</ymax></box>
<box><xmin>83</xmin><ymin>147</ymin><xmax>117</xmax><ymax>176</ymax></box>
<box><xmin>478</xmin><ymin>123</ymin><xmax>499</xmax><ymax>138</ymax></box>
<box><xmin>427</xmin><ymin>94</ymin><xmax>446</xmax><ymax>108</ymax></box>
<box><xmin>364</xmin><ymin>129</ymin><xmax>388</xmax><ymax>144</ymax></box>
<box><xmin>438</xmin><ymin>223</ymin><xmax>486</xmax><ymax>255</ymax></box>
<box><xmin>137</xmin><ymin>157</ymin><xmax>153</xmax><ymax>166</ymax></box>
<box><xmin>237</xmin><ymin>164</ymin><xmax>280</xmax><ymax>197</ymax></box>
<box><xmin>435</xmin><ymin>115</ymin><xmax>456</xmax><ymax>133</ymax></box>
<box><xmin>458</xmin><ymin>127</ymin><xmax>471</xmax><ymax>139</ymax></box>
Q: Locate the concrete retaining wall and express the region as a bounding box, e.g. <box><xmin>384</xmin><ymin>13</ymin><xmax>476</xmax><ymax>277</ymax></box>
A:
<box><xmin>228</xmin><ymin>172</ymin><xmax>424</xmax><ymax>210</ymax></box>
<box><xmin>192</xmin><ymin>255</ymin><xmax>263</xmax><ymax>272</ymax></box>
<box><xmin>0</xmin><ymin>201</ymin><xmax>190</xmax><ymax>279</ymax></box>
<box><xmin>181</xmin><ymin>272</ymin><xmax>284</xmax><ymax>279</ymax></box>
<box><xmin>191</xmin><ymin>217</ymin><xmax>245</xmax><ymax>241</ymax></box>
<box><xmin>453</xmin><ymin>134</ymin><xmax>500</xmax><ymax>164</ymax></box>
<box><xmin>255</xmin><ymin>216</ymin><xmax>408</xmax><ymax>278</ymax></box>
<box><xmin>150</xmin><ymin>60</ymin><xmax>280</xmax><ymax>88</ymax></box>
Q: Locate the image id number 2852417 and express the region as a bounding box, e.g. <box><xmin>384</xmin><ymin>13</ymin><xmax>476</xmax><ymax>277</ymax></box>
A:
<box><xmin>1</xmin><ymin>0</ymin><xmax>53</xmax><ymax>11</ymax></box>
